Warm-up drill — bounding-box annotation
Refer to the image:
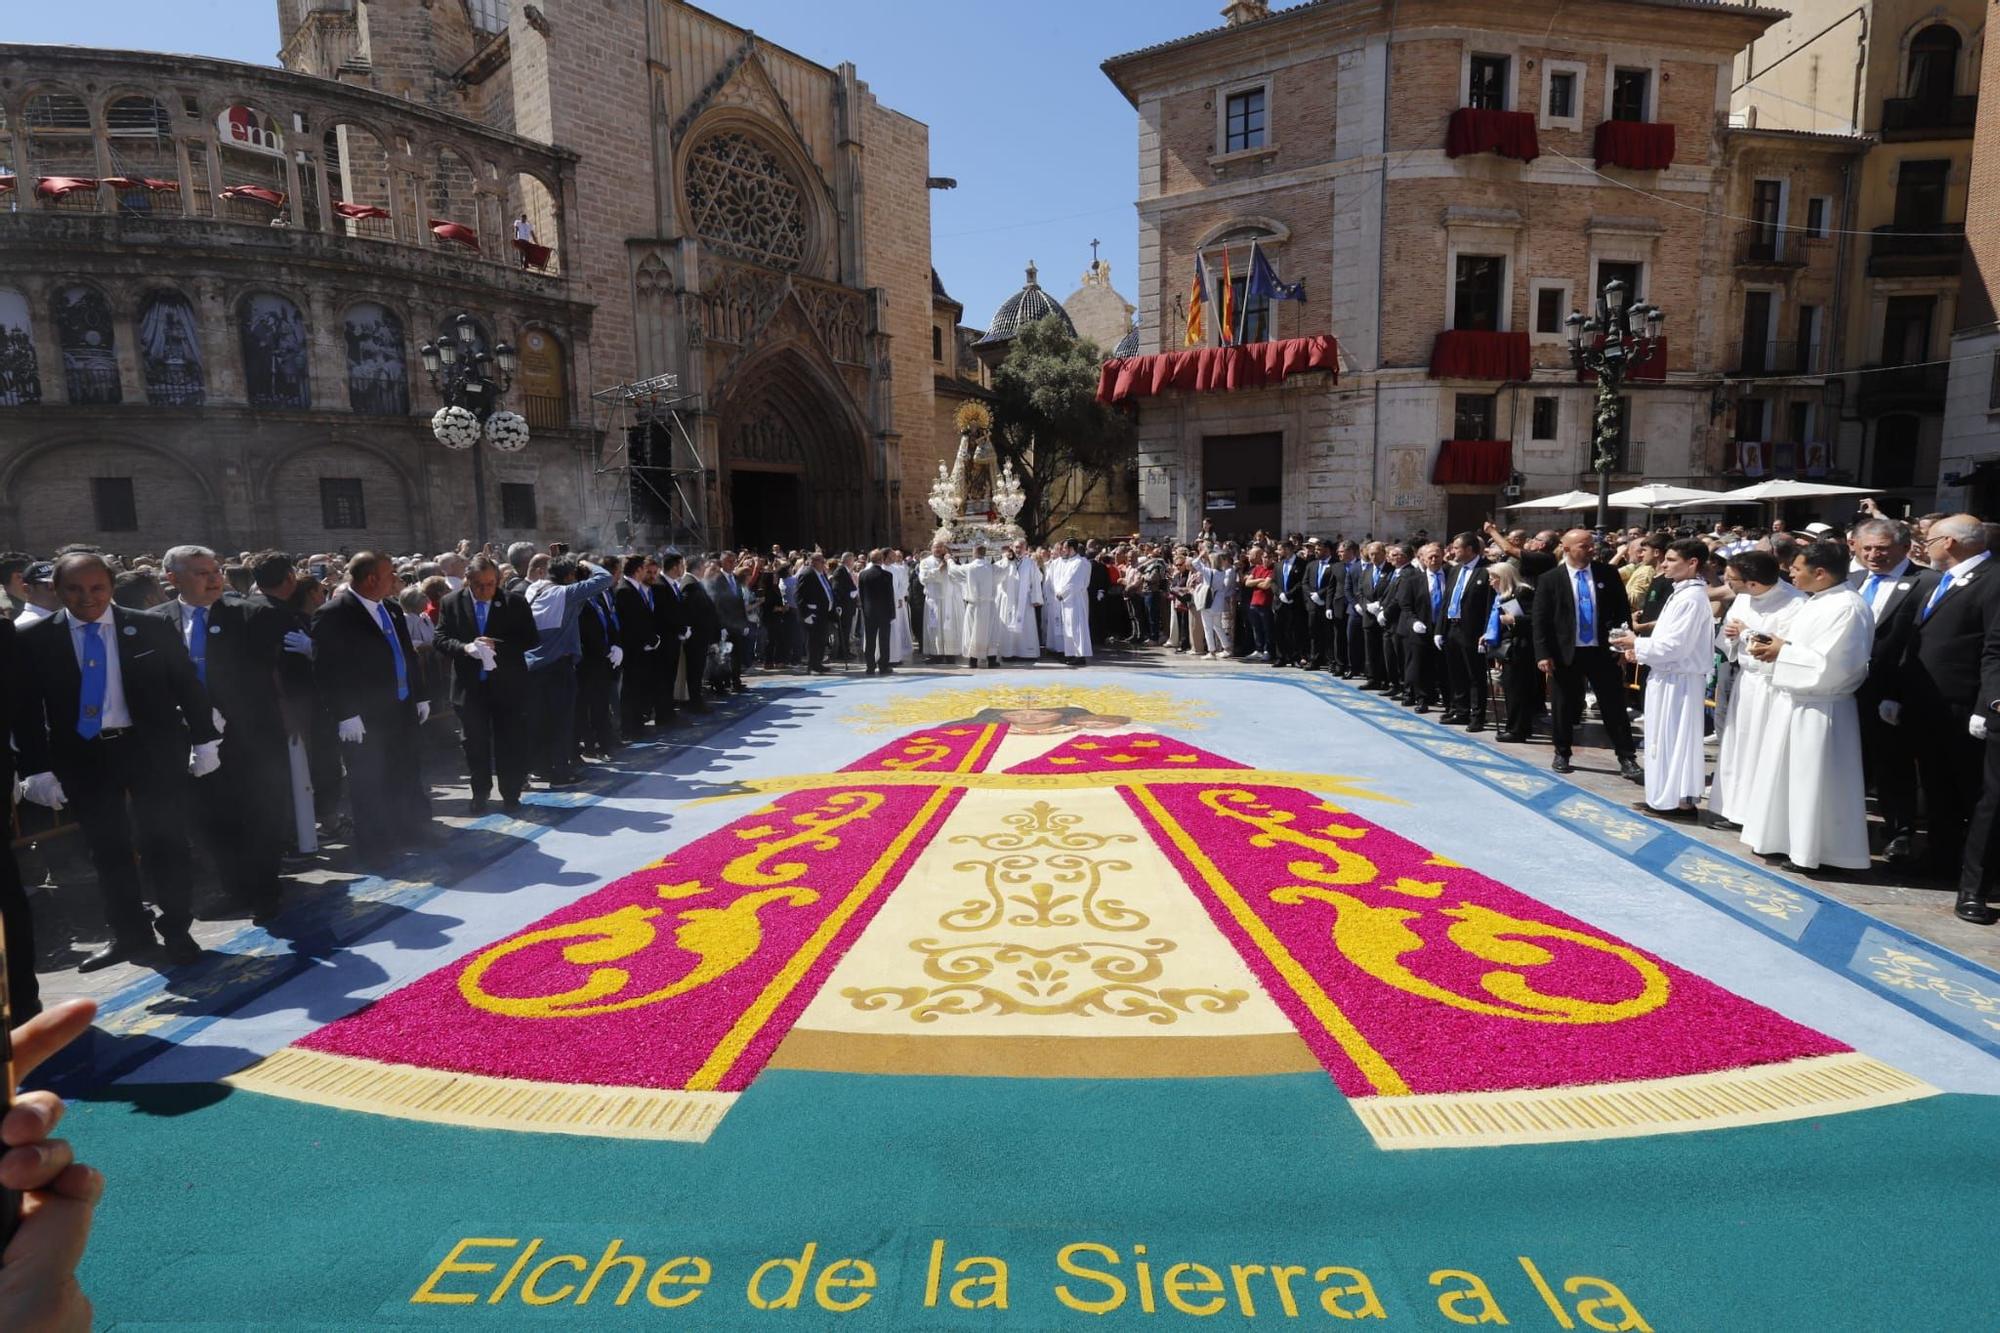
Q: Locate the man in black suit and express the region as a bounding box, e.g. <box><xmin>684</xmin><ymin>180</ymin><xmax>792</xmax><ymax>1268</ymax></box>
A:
<box><xmin>1308</xmin><ymin>540</ymin><xmax>1347</xmax><ymax>674</ymax></box>
<box><xmin>668</xmin><ymin>551</ymin><xmax>721</xmax><ymax>708</ymax></box>
<box><xmin>575</xmin><ymin>555</ymin><xmax>622</xmax><ymax>759</ymax></box>
<box><xmin>434</xmin><ymin>554</ymin><xmax>538</xmax><ymax>813</ymax></box>
<box><xmin>13</xmin><ymin>552</ymin><xmax>220</xmax><ymax>968</ymax></box>
<box><xmin>700</xmin><ymin>551</ymin><xmax>752</xmax><ymax>693</ymax></box>
<box><xmin>0</xmin><ymin>616</ymin><xmax>41</xmax><ymax>1015</ymax></box>
<box><xmin>1272</xmin><ymin>540</ymin><xmax>1309</xmax><ymax>668</ymax></box>
<box><xmin>153</xmin><ymin>544</ymin><xmax>292</xmax><ymax>920</ymax></box>
<box><xmin>1392</xmin><ymin>542</ymin><xmax>1449</xmax><ymax>711</ymax></box>
<box><xmin>312</xmin><ymin>551</ymin><xmax>433</xmax><ymax>869</ymax></box>
<box><xmin>1349</xmin><ymin>543</ymin><xmax>1390</xmax><ymax>688</ymax></box>
<box><xmin>829</xmin><ymin>554</ymin><xmax>857</xmax><ymax>663</ymax></box>
<box><xmin>1848</xmin><ymin>517</ymin><xmax>1924</xmax><ymax>860</ymax></box>
<box><xmin>1086</xmin><ymin>543</ymin><xmax>1114</xmax><ymax>646</ymax></box>
<box><xmin>795</xmin><ymin>552</ymin><xmax>836</xmax><ymax>675</ymax></box>
<box><xmin>857</xmin><ymin>549</ymin><xmax>897</xmax><ymax>675</ymax></box>
<box><xmin>1532</xmin><ymin>528</ymin><xmax>1641</xmax><ymax>778</ymax></box>
<box><xmin>1441</xmin><ymin>532</ymin><xmax>1494</xmax><ymax>731</ymax></box>
<box><xmin>614</xmin><ymin>553</ymin><xmax>663</xmax><ymax>735</ymax></box>
<box><xmin>1377</xmin><ymin>545</ymin><xmax>1415</xmax><ymax>698</ymax></box>
<box><xmin>1888</xmin><ymin>515</ymin><xmax>2000</xmax><ymax>883</ymax></box>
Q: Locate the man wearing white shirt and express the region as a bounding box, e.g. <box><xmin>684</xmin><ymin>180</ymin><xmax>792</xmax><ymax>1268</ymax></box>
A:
<box><xmin>1612</xmin><ymin>540</ymin><xmax>1714</xmax><ymax>819</ymax></box>
<box><xmin>1711</xmin><ymin>550</ymin><xmax>1804</xmax><ymax>826</ymax></box>
<box><xmin>1848</xmin><ymin>518</ymin><xmax>1923</xmax><ymax>860</ymax></box>
<box><xmin>918</xmin><ymin>541</ymin><xmax>962</xmax><ymax>664</ymax></box>
<box><xmin>11</xmin><ymin>561</ymin><xmax>57</xmax><ymax>628</ymax></box>
<box><xmin>13</xmin><ymin>553</ymin><xmax>220</xmax><ymax>968</ymax></box>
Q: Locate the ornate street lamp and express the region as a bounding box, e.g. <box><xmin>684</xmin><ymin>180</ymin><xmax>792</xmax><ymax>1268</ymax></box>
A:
<box><xmin>1566</xmin><ymin>279</ymin><xmax>1665</xmax><ymax>531</ymax></box>
<box><xmin>421</xmin><ymin>313</ymin><xmax>526</xmax><ymax>545</ymax></box>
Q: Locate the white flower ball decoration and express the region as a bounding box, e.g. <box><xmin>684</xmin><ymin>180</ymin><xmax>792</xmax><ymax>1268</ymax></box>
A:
<box><xmin>486</xmin><ymin>410</ymin><xmax>530</xmax><ymax>453</ymax></box>
<box><xmin>431</xmin><ymin>405</ymin><xmax>480</xmax><ymax>450</ymax></box>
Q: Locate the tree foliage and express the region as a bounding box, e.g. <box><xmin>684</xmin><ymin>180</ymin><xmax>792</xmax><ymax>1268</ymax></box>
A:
<box><xmin>988</xmin><ymin>315</ymin><xmax>1133</xmax><ymax>544</ymax></box>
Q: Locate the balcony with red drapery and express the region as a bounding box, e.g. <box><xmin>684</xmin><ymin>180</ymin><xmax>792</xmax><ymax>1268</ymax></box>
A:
<box><xmin>1095</xmin><ymin>334</ymin><xmax>1339</xmax><ymax>405</ymax></box>
<box><xmin>430</xmin><ymin>219</ymin><xmax>481</xmax><ymax>252</ymax></box>
<box><xmin>1592</xmin><ymin>120</ymin><xmax>1676</xmax><ymax>171</ymax></box>
<box><xmin>1445</xmin><ymin>108</ymin><xmax>1539</xmax><ymax>162</ymax></box>
<box><xmin>1432</xmin><ymin>439</ymin><xmax>1514</xmax><ymax>486</ymax></box>
<box><xmin>1428</xmin><ymin>329</ymin><xmax>1531</xmax><ymax>381</ymax></box>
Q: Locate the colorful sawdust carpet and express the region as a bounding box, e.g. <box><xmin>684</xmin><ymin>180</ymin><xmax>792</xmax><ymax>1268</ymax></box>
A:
<box><xmin>68</xmin><ymin>672</ymin><xmax>2000</xmax><ymax>1328</ymax></box>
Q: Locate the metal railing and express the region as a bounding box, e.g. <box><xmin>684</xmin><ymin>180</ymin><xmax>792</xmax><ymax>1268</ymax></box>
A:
<box><xmin>1881</xmin><ymin>94</ymin><xmax>1978</xmax><ymax>136</ymax></box>
<box><xmin>1725</xmin><ymin>339</ymin><xmax>1825</xmax><ymax>377</ymax></box>
<box><xmin>1735</xmin><ymin>226</ymin><xmax>1806</xmax><ymax>266</ymax></box>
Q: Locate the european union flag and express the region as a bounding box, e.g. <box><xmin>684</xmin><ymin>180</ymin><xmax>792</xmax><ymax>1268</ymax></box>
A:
<box><xmin>1245</xmin><ymin>241</ymin><xmax>1306</xmax><ymax>303</ymax></box>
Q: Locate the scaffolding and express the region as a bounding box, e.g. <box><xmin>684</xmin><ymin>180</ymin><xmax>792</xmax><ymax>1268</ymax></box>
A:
<box><xmin>589</xmin><ymin>371</ymin><xmax>709</xmax><ymax>551</ymax></box>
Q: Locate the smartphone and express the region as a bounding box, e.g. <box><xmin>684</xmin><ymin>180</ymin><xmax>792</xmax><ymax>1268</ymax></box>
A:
<box><xmin>309</xmin><ymin>562</ymin><xmax>329</xmax><ymax>579</ymax></box>
<box><xmin>0</xmin><ymin>930</ymin><xmax>16</xmax><ymax>1253</ymax></box>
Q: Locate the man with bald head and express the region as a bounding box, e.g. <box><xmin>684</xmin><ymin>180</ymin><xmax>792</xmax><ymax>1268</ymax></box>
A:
<box><xmin>1531</xmin><ymin>528</ymin><xmax>1641</xmax><ymax>780</ymax></box>
<box><xmin>1889</xmin><ymin>515</ymin><xmax>2000</xmax><ymax>900</ymax></box>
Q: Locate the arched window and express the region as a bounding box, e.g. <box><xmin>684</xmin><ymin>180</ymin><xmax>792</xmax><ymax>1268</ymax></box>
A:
<box><xmin>1200</xmin><ymin>226</ymin><xmax>1280</xmax><ymax>344</ymax></box>
<box><xmin>217</xmin><ymin>105</ymin><xmax>289</xmax><ymax>224</ymax></box>
<box><xmin>684</xmin><ymin>131</ymin><xmax>810</xmax><ymax>271</ymax></box>
<box><xmin>106</xmin><ymin>96</ymin><xmax>176</xmax><ymax>213</ymax></box>
<box><xmin>138</xmin><ymin>290</ymin><xmax>205</xmax><ymax>406</ymax></box>
<box><xmin>52</xmin><ymin>285</ymin><xmax>120</xmax><ymax>405</ymax></box>
<box><xmin>1907</xmin><ymin>25</ymin><xmax>1961</xmax><ymax>104</ymax></box>
<box><xmin>26</xmin><ymin>92</ymin><xmax>96</xmax><ymax>210</ymax></box>
<box><xmin>239</xmin><ymin>292</ymin><xmax>311</xmax><ymax>410</ymax></box>
<box><xmin>507</xmin><ymin>171</ymin><xmax>559</xmax><ymax>272</ymax></box>
<box><xmin>428</xmin><ymin>147</ymin><xmax>480</xmax><ymax>251</ymax></box>
<box><xmin>517</xmin><ymin>327</ymin><xmax>567</xmax><ymax>429</ymax></box>
<box><xmin>0</xmin><ymin>289</ymin><xmax>39</xmax><ymax>406</ymax></box>
<box><xmin>324</xmin><ymin>123</ymin><xmax>394</xmax><ymax>240</ymax></box>
<box><xmin>343</xmin><ymin>303</ymin><xmax>408</xmax><ymax>416</ymax></box>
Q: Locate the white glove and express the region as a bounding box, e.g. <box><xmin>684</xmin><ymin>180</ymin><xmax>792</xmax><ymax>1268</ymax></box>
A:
<box><xmin>461</xmin><ymin>641</ymin><xmax>486</xmax><ymax>660</ymax></box>
<box><xmin>1365</xmin><ymin>601</ymin><xmax>1381</xmax><ymax>615</ymax></box>
<box><xmin>1412</xmin><ymin>621</ymin><xmax>1427</xmax><ymax>635</ymax></box>
<box><xmin>1279</xmin><ymin>593</ymin><xmax>1292</xmax><ymax>605</ymax></box>
<box><xmin>19</xmin><ymin>772</ymin><xmax>66</xmax><ymax>809</ymax></box>
<box><xmin>1376</xmin><ymin>611</ymin><xmax>1388</xmax><ymax>627</ymax></box>
<box><xmin>1878</xmin><ymin>700</ymin><xmax>1902</xmax><ymax>727</ymax></box>
<box><xmin>471</xmin><ymin>643</ymin><xmax>498</xmax><ymax>671</ymax></box>
<box><xmin>211</xmin><ymin>707</ymin><xmax>228</xmax><ymax>735</ymax></box>
<box><xmin>679</xmin><ymin>628</ymin><xmax>692</xmax><ymax>641</ymax></box>
<box><xmin>1309</xmin><ymin>593</ymin><xmax>1324</xmax><ymax>606</ymax></box>
<box><xmin>416</xmin><ymin>701</ymin><xmax>431</xmax><ymax>725</ymax></box>
<box><xmin>607</xmin><ymin>645</ymin><xmax>625</xmax><ymax>670</ymax></box>
<box><xmin>189</xmin><ymin>741</ymin><xmax>222</xmax><ymax>779</ymax></box>
<box><xmin>804</xmin><ymin>615</ymin><xmax>816</xmax><ymax>625</ymax></box>
<box><xmin>1972</xmin><ymin>714</ymin><xmax>1990</xmax><ymax>741</ymax></box>
<box><xmin>1325</xmin><ymin>609</ymin><xmax>1335</xmax><ymax>620</ymax></box>
<box><xmin>283</xmin><ymin>629</ymin><xmax>315</xmax><ymax>658</ymax></box>
<box><xmin>1434</xmin><ymin>634</ymin><xmax>1445</xmax><ymax>651</ymax></box>
<box><xmin>338</xmin><ymin>716</ymin><xmax>366</xmax><ymax>744</ymax></box>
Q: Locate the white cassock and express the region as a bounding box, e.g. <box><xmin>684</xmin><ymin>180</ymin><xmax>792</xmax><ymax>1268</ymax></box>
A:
<box><xmin>1630</xmin><ymin>579</ymin><xmax>1713</xmax><ymax>811</ymax></box>
<box><xmin>996</xmin><ymin>556</ymin><xmax>1042</xmax><ymax>660</ymax></box>
<box><xmin>888</xmin><ymin>561</ymin><xmax>913</xmax><ymax>664</ymax></box>
<box><xmin>958</xmin><ymin>558</ymin><xmax>1001</xmax><ymax>660</ymax></box>
<box><xmin>1739</xmin><ymin>586</ymin><xmax>1874</xmax><ymax>869</ymax></box>
<box><xmin>1048</xmin><ymin>555</ymin><xmax>1093</xmax><ymax>660</ymax></box>
<box><xmin>919</xmin><ymin>553</ymin><xmax>961</xmax><ymax>658</ymax></box>
<box><xmin>1041</xmin><ymin>558</ymin><xmax>1062</xmax><ymax>652</ymax></box>
<box><xmin>1711</xmin><ymin>583</ymin><xmax>1805</xmax><ymax>823</ymax></box>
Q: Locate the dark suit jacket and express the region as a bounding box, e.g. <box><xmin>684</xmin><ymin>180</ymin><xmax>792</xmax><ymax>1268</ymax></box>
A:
<box><xmin>1275</xmin><ymin>555</ymin><xmax>1308</xmax><ymax>609</ymax></box>
<box><xmin>311</xmin><ymin>589</ymin><xmax>429</xmax><ymax>726</ymax></box>
<box><xmin>1308</xmin><ymin>559</ymin><xmax>1346</xmax><ymax>616</ymax></box>
<box><xmin>1532</xmin><ymin>560</ymin><xmax>1633</xmax><ymax>665</ymax></box>
<box><xmin>1443</xmin><ymin>560</ymin><xmax>1494</xmax><ymax>637</ymax></box>
<box><xmin>1851</xmin><ymin>566</ymin><xmax>1925</xmax><ymax>701</ymax></box>
<box><xmin>857</xmin><ymin>565</ymin><xmax>896</xmax><ymax>623</ymax></box>
<box><xmin>433</xmin><ymin>587</ymin><xmax>537</xmax><ymax>705</ymax></box>
<box><xmin>0</xmin><ymin>618</ymin><xmax>15</xmax><ymax>789</ymax></box>
<box><xmin>676</xmin><ymin>576</ymin><xmax>720</xmax><ymax>648</ymax></box>
<box><xmin>613</xmin><ymin>579</ymin><xmax>661</xmax><ymax>656</ymax></box>
<box><xmin>795</xmin><ymin>568</ymin><xmax>835</xmax><ymax>623</ymax></box>
<box><xmin>1391</xmin><ymin>565</ymin><xmax>1449</xmax><ymax>642</ymax></box>
<box><xmin>1896</xmin><ymin>562</ymin><xmax>2000</xmax><ymax>720</ymax></box>
<box><xmin>13</xmin><ymin>605</ymin><xmax>220</xmax><ymax>779</ymax></box>
<box><xmin>1349</xmin><ymin>562</ymin><xmax>1390</xmax><ymax>615</ymax></box>
<box><xmin>701</xmin><ymin>570</ymin><xmax>752</xmax><ymax>639</ymax></box>
<box><xmin>148</xmin><ymin>594</ymin><xmax>289</xmax><ymax>739</ymax></box>
<box><xmin>830</xmin><ymin>566</ymin><xmax>857</xmax><ymax>617</ymax></box>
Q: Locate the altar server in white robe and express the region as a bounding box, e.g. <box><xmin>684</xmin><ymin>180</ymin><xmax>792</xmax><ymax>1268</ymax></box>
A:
<box><xmin>998</xmin><ymin>543</ymin><xmax>1042</xmax><ymax>660</ymax></box>
<box><xmin>1611</xmin><ymin>539</ymin><xmax>1713</xmax><ymax>818</ymax></box>
<box><xmin>1740</xmin><ymin>541</ymin><xmax>1874</xmax><ymax>870</ymax></box>
<box><xmin>887</xmin><ymin>550</ymin><xmax>913</xmax><ymax>665</ymax></box>
<box><xmin>1040</xmin><ymin>549</ymin><xmax>1063</xmax><ymax>655</ymax></box>
<box><xmin>1048</xmin><ymin>540</ymin><xmax>1094</xmax><ymax>664</ymax></box>
<box><xmin>918</xmin><ymin>541</ymin><xmax>961</xmax><ymax>662</ymax></box>
<box><xmin>1711</xmin><ymin>551</ymin><xmax>1804</xmax><ymax>825</ymax></box>
<box><xmin>958</xmin><ymin>545</ymin><xmax>1002</xmax><ymax>667</ymax></box>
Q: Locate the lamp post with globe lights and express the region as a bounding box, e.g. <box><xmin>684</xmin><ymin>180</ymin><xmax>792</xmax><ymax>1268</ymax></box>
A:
<box><xmin>420</xmin><ymin>313</ymin><xmax>527</xmax><ymax>546</ymax></box>
<box><xmin>1565</xmin><ymin>279</ymin><xmax>1664</xmax><ymax>532</ymax></box>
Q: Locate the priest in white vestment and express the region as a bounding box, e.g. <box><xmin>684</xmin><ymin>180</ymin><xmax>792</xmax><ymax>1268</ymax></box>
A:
<box><xmin>1740</xmin><ymin>546</ymin><xmax>1875</xmax><ymax>870</ymax></box>
<box><xmin>1612</xmin><ymin>540</ymin><xmax>1712</xmax><ymax>817</ymax></box>
<box><xmin>997</xmin><ymin>543</ymin><xmax>1042</xmax><ymax>660</ymax></box>
<box><xmin>887</xmin><ymin>551</ymin><xmax>913</xmax><ymax>664</ymax></box>
<box><xmin>1040</xmin><ymin>549</ymin><xmax>1063</xmax><ymax>655</ymax></box>
<box><xmin>1048</xmin><ymin>541</ymin><xmax>1093</xmax><ymax>664</ymax></box>
<box><xmin>1711</xmin><ymin>554</ymin><xmax>1805</xmax><ymax>825</ymax></box>
<box><xmin>918</xmin><ymin>541</ymin><xmax>962</xmax><ymax>662</ymax></box>
<box><xmin>957</xmin><ymin>546</ymin><xmax>1002</xmax><ymax>667</ymax></box>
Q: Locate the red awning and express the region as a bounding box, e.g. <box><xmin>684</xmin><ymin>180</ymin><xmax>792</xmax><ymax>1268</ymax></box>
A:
<box><xmin>36</xmin><ymin>176</ymin><xmax>99</xmax><ymax>199</ymax></box>
<box><xmin>1593</xmin><ymin>120</ymin><xmax>1676</xmax><ymax>171</ymax></box>
<box><xmin>99</xmin><ymin>176</ymin><xmax>140</xmax><ymax>190</ymax></box>
<box><xmin>1574</xmin><ymin>334</ymin><xmax>1668</xmax><ymax>382</ymax></box>
<box><xmin>1445</xmin><ymin>108</ymin><xmax>1539</xmax><ymax>163</ymax></box>
<box><xmin>0</xmin><ymin>176</ymin><xmax>15</xmax><ymax>194</ymax></box>
<box><xmin>513</xmin><ymin>236</ymin><xmax>554</xmax><ymax>269</ymax></box>
<box><xmin>334</xmin><ymin>200</ymin><xmax>391</xmax><ymax>221</ymax></box>
<box><xmin>431</xmin><ymin>219</ymin><xmax>481</xmax><ymax>251</ymax></box>
<box><xmin>1095</xmin><ymin>335</ymin><xmax>1339</xmax><ymax>406</ymax></box>
<box><xmin>1429</xmin><ymin>329</ymin><xmax>1532</xmax><ymax>381</ymax></box>
<box><xmin>219</xmin><ymin>184</ymin><xmax>287</xmax><ymax>209</ymax></box>
<box><xmin>1432</xmin><ymin>439</ymin><xmax>1514</xmax><ymax>486</ymax></box>
<box><xmin>143</xmin><ymin>178</ymin><xmax>181</xmax><ymax>193</ymax></box>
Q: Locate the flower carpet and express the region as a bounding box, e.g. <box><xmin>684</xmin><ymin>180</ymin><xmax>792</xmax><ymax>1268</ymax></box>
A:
<box><xmin>57</xmin><ymin>670</ymin><xmax>2000</xmax><ymax>1328</ymax></box>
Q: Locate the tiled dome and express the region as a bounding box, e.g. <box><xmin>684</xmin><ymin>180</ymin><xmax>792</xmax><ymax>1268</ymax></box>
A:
<box><xmin>1111</xmin><ymin>324</ymin><xmax>1140</xmax><ymax>358</ymax></box>
<box><xmin>976</xmin><ymin>261</ymin><xmax>1076</xmax><ymax>346</ymax></box>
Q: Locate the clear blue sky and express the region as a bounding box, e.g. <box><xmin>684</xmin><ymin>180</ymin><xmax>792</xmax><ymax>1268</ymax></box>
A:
<box><xmin>13</xmin><ymin>0</ymin><xmax>1232</xmax><ymax>338</ymax></box>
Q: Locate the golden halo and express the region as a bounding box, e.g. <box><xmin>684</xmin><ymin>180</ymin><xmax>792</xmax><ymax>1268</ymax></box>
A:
<box><xmin>842</xmin><ymin>684</ymin><xmax>1212</xmax><ymax>732</ymax></box>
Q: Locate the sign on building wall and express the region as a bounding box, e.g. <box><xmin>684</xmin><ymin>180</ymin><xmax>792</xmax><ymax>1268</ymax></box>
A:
<box><xmin>1388</xmin><ymin>447</ymin><xmax>1427</xmax><ymax>510</ymax></box>
<box><xmin>1139</xmin><ymin>464</ymin><xmax>1173</xmax><ymax>521</ymax></box>
<box><xmin>218</xmin><ymin>106</ymin><xmax>285</xmax><ymax>157</ymax></box>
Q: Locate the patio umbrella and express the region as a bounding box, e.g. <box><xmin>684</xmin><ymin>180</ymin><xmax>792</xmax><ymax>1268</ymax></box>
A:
<box><xmin>1606</xmin><ymin>483</ymin><xmax>1721</xmax><ymax>510</ymax></box>
<box><xmin>1504</xmin><ymin>489</ymin><xmax>1599</xmax><ymax>511</ymax></box>
<box><xmin>1670</xmin><ymin>479</ymin><xmax>1880</xmax><ymax>507</ymax></box>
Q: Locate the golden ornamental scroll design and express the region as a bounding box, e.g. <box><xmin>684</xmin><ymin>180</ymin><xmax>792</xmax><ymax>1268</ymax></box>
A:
<box><xmin>841</xmin><ymin>939</ymin><xmax>1247</xmax><ymax>1025</ymax></box>
<box><xmin>940</xmin><ymin>800</ymin><xmax>1145</xmax><ymax>932</ymax></box>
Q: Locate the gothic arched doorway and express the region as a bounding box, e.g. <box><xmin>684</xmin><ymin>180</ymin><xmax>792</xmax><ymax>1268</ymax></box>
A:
<box><xmin>717</xmin><ymin>351</ymin><xmax>871</xmax><ymax>552</ymax></box>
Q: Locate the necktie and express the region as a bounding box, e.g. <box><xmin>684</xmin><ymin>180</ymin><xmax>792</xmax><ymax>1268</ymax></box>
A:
<box><xmin>473</xmin><ymin>598</ymin><xmax>490</xmax><ymax>680</ymax></box>
<box><xmin>1575</xmin><ymin>567</ymin><xmax>1596</xmax><ymax>645</ymax></box>
<box><xmin>1921</xmin><ymin>571</ymin><xmax>1955</xmax><ymax>622</ymax></box>
<box><xmin>188</xmin><ymin>605</ymin><xmax>209</xmax><ymax>684</ymax></box>
<box><xmin>376</xmin><ymin>602</ymin><xmax>410</xmax><ymax>701</ymax></box>
<box><xmin>1449</xmin><ymin>566</ymin><xmax>1471</xmax><ymax>619</ymax></box>
<box><xmin>77</xmin><ymin>621</ymin><xmax>107</xmax><ymax>739</ymax></box>
<box><xmin>1860</xmin><ymin>573</ymin><xmax>1881</xmax><ymax>604</ymax></box>
<box><xmin>1429</xmin><ymin>571</ymin><xmax>1443</xmax><ymax>619</ymax></box>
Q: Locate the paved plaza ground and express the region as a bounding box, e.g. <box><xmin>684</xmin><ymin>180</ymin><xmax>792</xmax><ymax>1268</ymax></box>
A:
<box><xmin>25</xmin><ymin>656</ymin><xmax>2000</xmax><ymax>1328</ymax></box>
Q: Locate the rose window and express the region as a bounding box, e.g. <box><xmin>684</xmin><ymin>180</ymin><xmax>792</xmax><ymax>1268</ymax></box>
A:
<box><xmin>684</xmin><ymin>132</ymin><xmax>810</xmax><ymax>272</ymax></box>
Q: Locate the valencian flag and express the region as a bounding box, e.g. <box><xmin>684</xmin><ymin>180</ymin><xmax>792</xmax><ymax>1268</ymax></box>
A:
<box><xmin>1217</xmin><ymin>247</ymin><xmax>1238</xmax><ymax>346</ymax></box>
<box><xmin>1183</xmin><ymin>254</ymin><xmax>1210</xmax><ymax>347</ymax></box>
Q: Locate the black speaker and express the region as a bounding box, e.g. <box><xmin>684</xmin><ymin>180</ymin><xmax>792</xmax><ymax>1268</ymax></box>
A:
<box><xmin>614</xmin><ymin>519</ymin><xmax>632</xmax><ymax>546</ymax></box>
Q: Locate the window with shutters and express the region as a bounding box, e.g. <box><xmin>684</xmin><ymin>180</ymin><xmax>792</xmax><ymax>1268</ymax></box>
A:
<box><xmin>92</xmin><ymin>477</ymin><xmax>137</xmax><ymax>532</ymax></box>
<box><xmin>500</xmin><ymin>483</ymin><xmax>537</xmax><ymax>529</ymax></box>
<box><xmin>320</xmin><ymin>477</ymin><xmax>366</xmax><ymax>530</ymax></box>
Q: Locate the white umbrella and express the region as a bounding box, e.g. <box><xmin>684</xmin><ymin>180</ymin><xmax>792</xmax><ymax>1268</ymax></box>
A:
<box><xmin>1606</xmin><ymin>483</ymin><xmax>1721</xmax><ymax>509</ymax></box>
<box><xmin>1670</xmin><ymin>479</ymin><xmax>1880</xmax><ymax>507</ymax></box>
<box><xmin>1504</xmin><ymin>489</ymin><xmax>1599</xmax><ymax>511</ymax></box>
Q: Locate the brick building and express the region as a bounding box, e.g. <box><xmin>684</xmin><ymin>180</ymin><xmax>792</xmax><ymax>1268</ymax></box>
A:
<box><xmin>0</xmin><ymin>0</ymin><xmax>953</xmax><ymax>556</ymax></box>
<box><xmin>1101</xmin><ymin>0</ymin><xmax>1849</xmax><ymax>542</ymax></box>
<box><xmin>1939</xmin><ymin>3</ymin><xmax>1999</xmax><ymax>513</ymax></box>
